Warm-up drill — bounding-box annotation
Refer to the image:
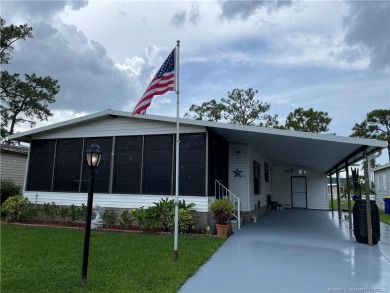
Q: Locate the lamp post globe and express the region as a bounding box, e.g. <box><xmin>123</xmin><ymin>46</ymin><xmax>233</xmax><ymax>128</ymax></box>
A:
<box><xmin>85</xmin><ymin>141</ymin><xmax>102</xmax><ymax>169</ymax></box>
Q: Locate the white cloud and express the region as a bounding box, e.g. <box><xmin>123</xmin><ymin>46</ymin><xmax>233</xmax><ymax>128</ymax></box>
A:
<box><xmin>1</xmin><ymin>0</ymin><xmax>388</xmax><ymax>145</ymax></box>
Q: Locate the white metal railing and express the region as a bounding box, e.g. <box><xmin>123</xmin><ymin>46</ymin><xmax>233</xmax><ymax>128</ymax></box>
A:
<box><xmin>215</xmin><ymin>180</ymin><xmax>241</xmax><ymax>229</ymax></box>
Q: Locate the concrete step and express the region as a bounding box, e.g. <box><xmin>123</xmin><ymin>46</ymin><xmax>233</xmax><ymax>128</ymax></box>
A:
<box><xmin>230</xmin><ymin>218</ymin><xmax>243</xmax><ymax>230</ymax></box>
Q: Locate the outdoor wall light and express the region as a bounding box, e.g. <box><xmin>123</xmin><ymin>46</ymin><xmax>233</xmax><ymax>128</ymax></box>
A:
<box><xmin>81</xmin><ymin>140</ymin><xmax>102</xmax><ymax>284</ymax></box>
<box><xmin>85</xmin><ymin>141</ymin><xmax>102</xmax><ymax>169</ymax></box>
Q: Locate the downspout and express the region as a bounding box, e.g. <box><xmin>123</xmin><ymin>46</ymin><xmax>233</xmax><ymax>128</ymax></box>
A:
<box><xmin>367</xmin><ymin>150</ymin><xmax>382</xmax><ymax>197</ymax></box>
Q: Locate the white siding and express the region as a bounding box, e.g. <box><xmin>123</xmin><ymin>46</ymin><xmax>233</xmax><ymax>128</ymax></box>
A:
<box><xmin>271</xmin><ymin>167</ymin><xmax>328</xmax><ymax>209</ymax></box>
<box><xmin>306</xmin><ymin>172</ymin><xmax>328</xmax><ymax>209</ymax></box>
<box><xmin>23</xmin><ymin>191</ymin><xmax>209</xmax><ymax>212</ymax></box>
<box><xmin>248</xmin><ymin>146</ymin><xmax>271</xmax><ymax>209</ymax></box>
<box><xmin>271</xmin><ymin>167</ymin><xmax>292</xmax><ymax>207</ymax></box>
<box><xmin>228</xmin><ymin>143</ymin><xmax>249</xmax><ymax>211</ymax></box>
<box><xmin>374</xmin><ymin>167</ymin><xmax>390</xmax><ymax>208</ymax></box>
<box><xmin>0</xmin><ymin>152</ymin><xmax>28</xmax><ymax>187</ymax></box>
<box><xmin>34</xmin><ymin>116</ymin><xmax>205</xmax><ymax>139</ymax></box>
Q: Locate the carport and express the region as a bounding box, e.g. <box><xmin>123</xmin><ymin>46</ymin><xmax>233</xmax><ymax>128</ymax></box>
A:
<box><xmin>179</xmin><ymin>209</ymin><xmax>390</xmax><ymax>293</ymax></box>
<box><xmin>205</xmin><ymin>121</ymin><xmax>387</xmax><ymax>242</ymax></box>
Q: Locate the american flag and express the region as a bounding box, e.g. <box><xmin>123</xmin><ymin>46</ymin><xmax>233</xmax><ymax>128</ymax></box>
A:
<box><xmin>132</xmin><ymin>48</ymin><xmax>175</xmax><ymax>115</ymax></box>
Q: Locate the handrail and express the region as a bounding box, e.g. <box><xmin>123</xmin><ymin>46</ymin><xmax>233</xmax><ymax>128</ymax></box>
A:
<box><xmin>215</xmin><ymin>180</ymin><xmax>241</xmax><ymax>229</ymax></box>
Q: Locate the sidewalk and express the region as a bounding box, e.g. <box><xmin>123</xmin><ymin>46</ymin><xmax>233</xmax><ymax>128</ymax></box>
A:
<box><xmin>179</xmin><ymin>209</ymin><xmax>390</xmax><ymax>293</ymax></box>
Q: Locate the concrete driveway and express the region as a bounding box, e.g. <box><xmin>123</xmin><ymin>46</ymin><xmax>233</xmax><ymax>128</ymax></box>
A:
<box><xmin>179</xmin><ymin>209</ymin><xmax>390</xmax><ymax>293</ymax></box>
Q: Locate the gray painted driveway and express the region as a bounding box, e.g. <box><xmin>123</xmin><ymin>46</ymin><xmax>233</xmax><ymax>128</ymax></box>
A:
<box><xmin>180</xmin><ymin>209</ymin><xmax>390</xmax><ymax>293</ymax></box>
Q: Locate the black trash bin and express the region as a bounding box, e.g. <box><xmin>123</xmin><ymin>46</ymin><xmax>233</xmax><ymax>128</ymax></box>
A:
<box><xmin>353</xmin><ymin>200</ymin><xmax>380</xmax><ymax>245</ymax></box>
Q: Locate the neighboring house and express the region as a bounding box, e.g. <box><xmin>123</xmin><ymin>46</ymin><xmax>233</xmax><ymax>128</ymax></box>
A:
<box><xmin>0</xmin><ymin>144</ymin><xmax>29</xmax><ymax>187</ymax></box>
<box><xmin>327</xmin><ymin>178</ymin><xmax>347</xmax><ymax>198</ymax></box>
<box><xmin>9</xmin><ymin>110</ymin><xmax>387</xmax><ymax>228</ymax></box>
<box><xmin>373</xmin><ymin>163</ymin><xmax>390</xmax><ymax>210</ymax></box>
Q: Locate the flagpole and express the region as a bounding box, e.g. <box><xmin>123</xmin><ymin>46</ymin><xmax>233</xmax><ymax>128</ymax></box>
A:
<box><xmin>173</xmin><ymin>40</ymin><xmax>180</xmax><ymax>260</ymax></box>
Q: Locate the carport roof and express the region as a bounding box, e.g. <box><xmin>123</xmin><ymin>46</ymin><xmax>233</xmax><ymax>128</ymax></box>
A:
<box><xmin>9</xmin><ymin>109</ymin><xmax>387</xmax><ymax>175</ymax></box>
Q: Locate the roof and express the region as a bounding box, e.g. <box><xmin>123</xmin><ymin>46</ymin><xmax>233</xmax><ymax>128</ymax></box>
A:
<box><xmin>372</xmin><ymin>163</ymin><xmax>390</xmax><ymax>172</ymax></box>
<box><xmin>0</xmin><ymin>144</ymin><xmax>29</xmax><ymax>155</ymax></box>
<box><xmin>9</xmin><ymin>109</ymin><xmax>387</xmax><ymax>174</ymax></box>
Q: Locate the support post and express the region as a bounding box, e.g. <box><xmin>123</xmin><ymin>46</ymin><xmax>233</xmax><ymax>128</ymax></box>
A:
<box><xmin>336</xmin><ymin>168</ymin><xmax>342</xmax><ymax>220</ymax></box>
<box><xmin>330</xmin><ymin>174</ymin><xmax>334</xmax><ymax>216</ymax></box>
<box><xmin>345</xmin><ymin>162</ymin><xmax>352</xmax><ymax>229</ymax></box>
<box><xmin>363</xmin><ymin>148</ymin><xmax>373</xmax><ymax>246</ymax></box>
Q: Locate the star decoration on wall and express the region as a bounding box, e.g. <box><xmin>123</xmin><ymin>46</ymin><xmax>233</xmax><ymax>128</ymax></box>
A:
<box><xmin>233</xmin><ymin>168</ymin><xmax>243</xmax><ymax>178</ymax></box>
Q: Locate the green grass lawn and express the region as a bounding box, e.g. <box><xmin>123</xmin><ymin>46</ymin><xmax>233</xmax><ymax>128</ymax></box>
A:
<box><xmin>329</xmin><ymin>199</ymin><xmax>390</xmax><ymax>225</ymax></box>
<box><xmin>1</xmin><ymin>224</ymin><xmax>225</xmax><ymax>293</ymax></box>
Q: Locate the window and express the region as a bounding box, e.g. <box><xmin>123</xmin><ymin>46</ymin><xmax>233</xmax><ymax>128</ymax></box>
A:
<box><xmin>382</xmin><ymin>174</ymin><xmax>388</xmax><ymax>191</ymax></box>
<box><xmin>27</xmin><ymin>139</ymin><xmax>56</xmax><ymax>191</ymax></box>
<box><xmin>264</xmin><ymin>162</ymin><xmax>270</xmax><ymax>183</ymax></box>
<box><xmin>179</xmin><ymin>133</ymin><xmax>205</xmax><ymax>196</ymax></box>
<box><xmin>253</xmin><ymin>161</ymin><xmax>261</xmax><ymax>195</ymax></box>
<box><xmin>81</xmin><ymin>137</ymin><xmax>113</xmax><ymax>193</ymax></box>
<box><xmin>113</xmin><ymin>136</ymin><xmax>142</xmax><ymax>194</ymax></box>
<box><xmin>143</xmin><ymin>135</ymin><xmax>173</xmax><ymax>194</ymax></box>
<box><xmin>53</xmin><ymin>139</ymin><xmax>83</xmax><ymax>192</ymax></box>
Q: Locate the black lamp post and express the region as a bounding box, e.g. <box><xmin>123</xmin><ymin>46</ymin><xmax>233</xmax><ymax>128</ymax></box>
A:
<box><xmin>81</xmin><ymin>141</ymin><xmax>102</xmax><ymax>284</ymax></box>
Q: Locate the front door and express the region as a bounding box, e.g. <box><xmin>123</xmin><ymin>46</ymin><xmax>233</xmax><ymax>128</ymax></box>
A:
<box><xmin>291</xmin><ymin>176</ymin><xmax>307</xmax><ymax>208</ymax></box>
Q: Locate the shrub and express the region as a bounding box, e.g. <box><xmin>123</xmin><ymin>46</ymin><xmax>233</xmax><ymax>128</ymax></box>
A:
<box><xmin>153</xmin><ymin>198</ymin><xmax>196</xmax><ymax>231</ymax></box>
<box><xmin>132</xmin><ymin>207</ymin><xmax>146</xmax><ymax>227</ymax></box>
<box><xmin>143</xmin><ymin>206</ymin><xmax>161</xmax><ymax>228</ymax></box>
<box><xmin>79</xmin><ymin>204</ymin><xmax>87</xmax><ymax>221</ymax></box>
<box><xmin>119</xmin><ymin>210</ymin><xmax>132</xmax><ymax>228</ymax></box>
<box><xmin>42</xmin><ymin>202</ymin><xmax>59</xmax><ymax>222</ymax></box>
<box><xmin>102</xmin><ymin>210</ymin><xmax>118</xmax><ymax>228</ymax></box>
<box><xmin>153</xmin><ymin>198</ymin><xmax>174</xmax><ymax>230</ymax></box>
<box><xmin>68</xmin><ymin>204</ymin><xmax>79</xmax><ymax>223</ymax></box>
<box><xmin>1</xmin><ymin>179</ymin><xmax>22</xmax><ymax>206</ymax></box>
<box><xmin>132</xmin><ymin>206</ymin><xmax>160</xmax><ymax>229</ymax></box>
<box><xmin>58</xmin><ymin>206</ymin><xmax>70</xmax><ymax>223</ymax></box>
<box><xmin>2</xmin><ymin>195</ymin><xmax>32</xmax><ymax>221</ymax></box>
<box><xmin>166</xmin><ymin>209</ymin><xmax>196</xmax><ymax>233</ymax></box>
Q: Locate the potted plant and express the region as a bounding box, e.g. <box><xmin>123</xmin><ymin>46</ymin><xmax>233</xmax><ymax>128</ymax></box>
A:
<box><xmin>210</xmin><ymin>198</ymin><xmax>234</xmax><ymax>238</ymax></box>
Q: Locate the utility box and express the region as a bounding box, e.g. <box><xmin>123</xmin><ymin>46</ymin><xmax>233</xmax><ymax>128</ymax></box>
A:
<box><xmin>384</xmin><ymin>197</ymin><xmax>390</xmax><ymax>214</ymax></box>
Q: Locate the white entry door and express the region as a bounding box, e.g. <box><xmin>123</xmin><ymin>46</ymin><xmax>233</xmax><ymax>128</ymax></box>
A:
<box><xmin>292</xmin><ymin>177</ymin><xmax>307</xmax><ymax>208</ymax></box>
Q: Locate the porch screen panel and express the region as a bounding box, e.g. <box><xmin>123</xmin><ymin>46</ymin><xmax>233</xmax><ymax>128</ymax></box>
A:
<box><xmin>178</xmin><ymin>133</ymin><xmax>205</xmax><ymax>196</ymax></box>
<box><xmin>26</xmin><ymin>139</ymin><xmax>56</xmax><ymax>191</ymax></box>
<box><xmin>81</xmin><ymin>137</ymin><xmax>113</xmax><ymax>193</ymax></box>
<box><xmin>143</xmin><ymin>134</ymin><xmax>173</xmax><ymax>194</ymax></box>
<box><xmin>113</xmin><ymin>136</ymin><xmax>142</xmax><ymax>194</ymax></box>
<box><xmin>207</xmin><ymin>130</ymin><xmax>229</xmax><ymax>196</ymax></box>
<box><xmin>53</xmin><ymin>138</ymin><xmax>83</xmax><ymax>192</ymax></box>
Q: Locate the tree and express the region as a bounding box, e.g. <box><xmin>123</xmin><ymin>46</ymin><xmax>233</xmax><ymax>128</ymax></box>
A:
<box><xmin>185</xmin><ymin>88</ymin><xmax>279</xmax><ymax>127</ymax></box>
<box><xmin>277</xmin><ymin>107</ymin><xmax>332</xmax><ymax>133</ymax></box>
<box><xmin>184</xmin><ymin>99</ymin><xmax>225</xmax><ymax>122</ymax></box>
<box><xmin>350</xmin><ymin>109</ymin><xmax>390</xmax><ymax>162</ymax></box>
<box><xmin>0</xmin><ymin>18</ymin><xmax>59</xmax><ymax>142</ymax></box>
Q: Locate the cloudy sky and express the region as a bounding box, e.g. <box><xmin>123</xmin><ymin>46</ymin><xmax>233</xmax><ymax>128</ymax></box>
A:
<box><xmin>2</xmin><ymin>0</ymin><xmax>389</xmax><ymax>160</ymax></box>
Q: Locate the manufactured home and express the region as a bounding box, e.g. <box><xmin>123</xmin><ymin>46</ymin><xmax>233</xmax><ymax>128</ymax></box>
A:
<box><xmin>9</xmin><ymin>110</ymin><xmax>387</xmax><ymax>228</ymax></box>
<box><xmin>0</xmin><ymin>144</ymin><xmax>29</xmax><ymax>187</ymax></box>
<box><xmin>373</xmin><ymin>163</ymin><xmax>390</xmax><ymax>210</ymax></box>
